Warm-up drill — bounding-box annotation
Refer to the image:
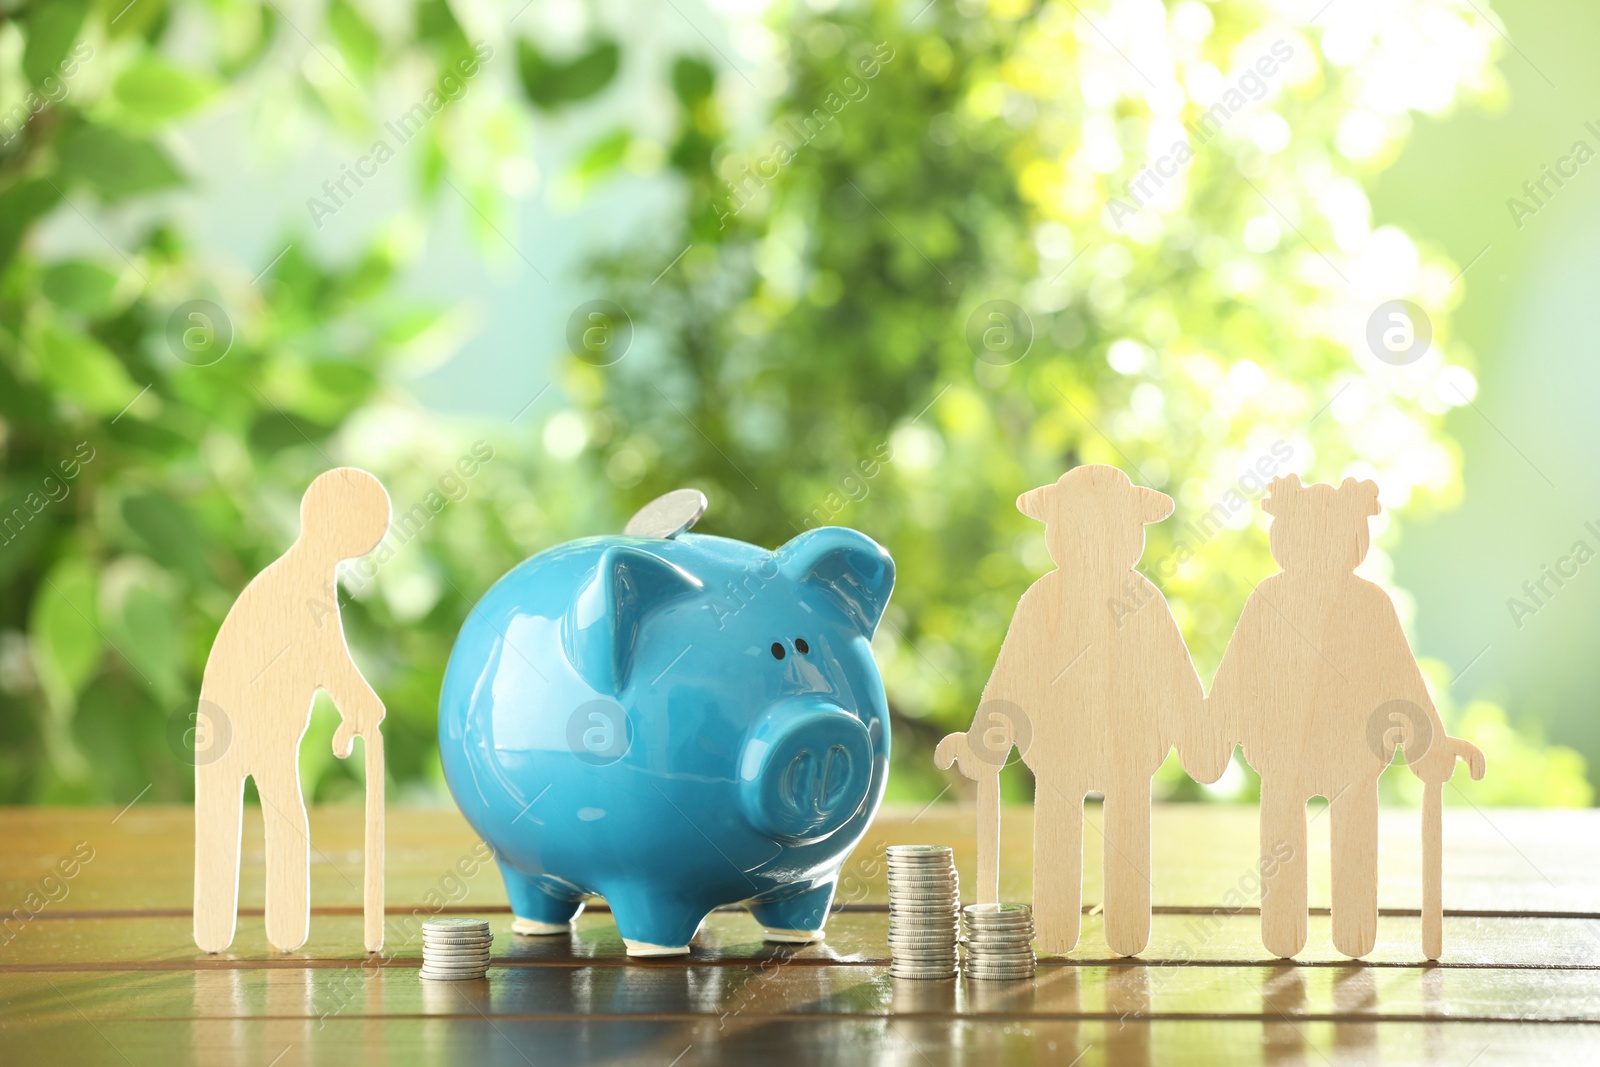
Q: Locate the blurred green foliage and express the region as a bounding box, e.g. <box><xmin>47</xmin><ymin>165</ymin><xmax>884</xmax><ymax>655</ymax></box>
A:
<box><xmin>0</xmin><ymin>0</ymin><xmax>1587</xmax><ymax>808</ymax></box>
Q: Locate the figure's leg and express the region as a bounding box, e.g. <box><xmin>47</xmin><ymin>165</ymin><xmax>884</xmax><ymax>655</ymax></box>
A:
<box><xmin>1259</xmin><ymin>779</ymin><xmax>1308</xmax><ymax>959</ymax></box>
<box><xmin>258</xmin><ymin>757</ymin><xmax>311</xmax><ymax>953</ymax></box>
<box><xmin>1102</xmin><ymin>778</ymin><xmax>1152</xmax><ymax>957</ymax></box>
<box><xmin>1034</xmin><ymin>779</ymin><xmax>1085</xmax><ymax>955</ymax></box>
<box><xmin>1329</xmin><ymin>779</ymin><xmax>1380</xmax><ymax>958</ymax></box>
<box><xmin>603</xmin><ymin>886</ymin><xmax>711</xmax><ymax>957</ymax></box>
<box><xmin>194</xmin><ymin>760</ymin><xmax>246</xmax><ymax>953</ymax></box>
<box><xmin>748</xmin><ymin>880</ymin><xmax>837</xmax><ymax>943</ymax></box>
<box><xmin>499</xmin><ymin>862</ymin><xmax>586</xmax><ymax>935</ymax></box>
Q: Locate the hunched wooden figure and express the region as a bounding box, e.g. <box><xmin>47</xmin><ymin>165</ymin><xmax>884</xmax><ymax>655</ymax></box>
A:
<box><xmin>1208</xmin><ymin>474</ymin><xmax>1485</xmax><ymax>959</ymax></box>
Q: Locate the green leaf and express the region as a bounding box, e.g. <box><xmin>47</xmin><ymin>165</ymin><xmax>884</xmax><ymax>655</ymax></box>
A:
<box><xmin>516</xmin><ymin>39</ymin><xmax>620</xmax><ymax>110</ymax></box>
<box><xmin>23</xmin><ymin>0</ymin><xmax>90</xmax><ymax>89</ymax></box>
<box><xmin>328</xmin><ymin>0</ymin><xmax>381</xmax><ymax>79</ymax></box>
<box><xmin>0</xmin><ymin>178</ymin><xmax>62</xmax><ymax>275</ymax></box>
<box><xmin>33</xmin><ymin>321</ymin><xmax>141</xmax><ymax>415</ymax></box>
<box><xmin>42</xmin><ymin>260</ymin><xmax>120</xmax><ymax>317</ymax></box>
<box><xmin>575</xmin><ymin>128</ymin><xmax>632</xmax><ymax>181</ymax></box>
<box><xmin>56</xmin><ymin>125</ymin><xmax>185</xmax><ymax>201</ymax></box>
<box><xmin>30</xmin><ymin>555</ymin><xmax>101</xmax><ymax>713</ymax></box>
<box><xmin>112</xmin><ymin>58</ymin><xmax>219</xmax><ymax>124</ymax></box>
<box><xmin>671</xmin><ymin>57</ymin><xmax>715</xmax><ymax>107</ymax></box>
<box><xmin>309</xmin><ymin>359</ymin><xmax>376</xmax><ymax>399</ymax></box>
<box><xmin>120</xmin><ymin>493</ymin><xmax>207</xmax><ymax>581</ymax></box>
<box><xmin>101</xmin><ymin>561</ymin><xmax>181</xmax><ymax>704</ymax></box>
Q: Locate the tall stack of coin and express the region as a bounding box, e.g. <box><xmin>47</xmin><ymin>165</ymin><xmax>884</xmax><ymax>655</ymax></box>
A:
<box><xmin>420</xmin><ymin>917</ymin><xmax>493</xmax><ymax>981</ymax></box>
<box><xmin>886</xmin><ymin>844</ymin><xmax>959</xmax><ymax>979</ymax></box>
<box><xmin>961</xmin><ymin>903</ymin><xmax>1036</xmax><ymax>980</ymax></box>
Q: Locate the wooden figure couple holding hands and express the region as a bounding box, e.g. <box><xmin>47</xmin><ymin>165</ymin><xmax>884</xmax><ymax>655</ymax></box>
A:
<box><xmin>937</xmin><ymin>465</ymin><xmax>1485</xmax><ymax>961</ymax></box>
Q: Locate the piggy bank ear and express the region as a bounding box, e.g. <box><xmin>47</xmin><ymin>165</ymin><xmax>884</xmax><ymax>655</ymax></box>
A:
<box><xmin>779</xmin><ymin>527</ymin><xmax>895</xmax><ymax>638</ymax></box>
<box><xmin>564</xmin><ymin>546</ymin><xmax>702</xmax><ymax>692</ymax></box>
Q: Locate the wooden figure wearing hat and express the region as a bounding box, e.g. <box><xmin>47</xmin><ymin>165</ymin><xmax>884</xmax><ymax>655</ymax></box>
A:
<box><xmin>193</xmin><ymin>468</ymin><xmax>392</xmax><ymax>954</ymax></box>
<box><xmin>942</xmin><ymin>464</ymin><xmax>1219</xmax><ymax>956</ymax></box>
<box><xmin>1209</xmin><ymin>474</ymin><xmax>1485</xmax><ymax>959</ymax></box>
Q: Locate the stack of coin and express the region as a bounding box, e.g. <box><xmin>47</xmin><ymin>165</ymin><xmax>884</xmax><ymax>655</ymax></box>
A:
<box><xmin>961</xmin><ymin>903</ymin><xmax>1036</xmax><ymax>980</ymax></box>
<box><xmin>886</xmin><ymin>844</ymin><xmax>959</xmax><ymax>979</ymax></box>
<box><xmin>420</xmin><ymin>917</ymin><xmax>493</xmax><ymax>981</ymax></box>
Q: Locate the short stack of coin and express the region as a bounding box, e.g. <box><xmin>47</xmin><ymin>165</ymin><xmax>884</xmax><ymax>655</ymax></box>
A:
<box><xmin>886</xmin><ymin>844</ymin><xmax>959</xmax><ymax>979</ymax></box>
<box><xmin>420</xmin><ymin>917</ymin><xmax>493</xmax><ymax>981</ymax></box>
<box><xmin>961</xmin><ymin>903</ymin><xmax>1036</xmax><ymax>980</ymax></box>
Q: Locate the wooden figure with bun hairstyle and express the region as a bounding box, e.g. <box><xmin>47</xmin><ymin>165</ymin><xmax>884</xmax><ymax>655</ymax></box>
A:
<box><xmin>193</xmin><ymin>468</ymin><xmax>392</xmax><ymax>955</ymax></box>
<box><xmin>1209</xmin><ymin>474</ymin><xmax>1485</xmax><ymax>960</ymax></box>
<box><xmin>940</xmin><ymin>464</ymin><xmax>1224</xmax><ymax>956</ymax></box>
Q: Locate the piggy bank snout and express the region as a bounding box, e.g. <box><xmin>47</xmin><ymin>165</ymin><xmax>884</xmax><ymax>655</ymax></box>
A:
<box><xmin>739</xmin><ymin>699</ymin><xmax>873</xmax><ymax>844</ymax></box>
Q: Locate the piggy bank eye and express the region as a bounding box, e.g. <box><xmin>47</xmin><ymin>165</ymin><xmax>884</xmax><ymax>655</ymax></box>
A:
<box><xmin>794</xmin><ymin>637</ymin><xmax>809</xmax><ymax>655</ymax></box>
<box><xmin>770</xmin><ymin>642</ymin><xmax>786</xmax><ymax>660</ymax></box>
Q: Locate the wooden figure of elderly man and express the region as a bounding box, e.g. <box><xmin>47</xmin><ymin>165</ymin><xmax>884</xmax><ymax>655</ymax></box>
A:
<box><xmin>193</xmin><ymin>468</ymin><xmax>391</xmax><ymax>954</ymax></box>
<box><xmin>959</xmin><ymin>465</ymin><xmax>1225</xmax><ymax>956</ymax></box>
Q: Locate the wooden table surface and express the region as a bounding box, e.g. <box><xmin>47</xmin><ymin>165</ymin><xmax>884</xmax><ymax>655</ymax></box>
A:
<box><xmin>2</xmin><ymin>802</ymin><xmax>1598</xmax><ymax>1065</ymax></box>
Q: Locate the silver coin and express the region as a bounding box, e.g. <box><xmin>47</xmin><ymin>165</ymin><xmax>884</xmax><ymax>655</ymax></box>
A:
<box><xmin>423</xmin><ymin>918</ymin><xmax>490</xmax><ymax>930</ymax></box>
<box><xmin>963</xmin><ymin>928</ymin><xmax>1034</xmax><ymax>938</ymax></box>
<box><xmin>886</xmin><ymin>844</ymin><xmax>953</xmax><ymax>856</ymax></box>
<box><xmin>420</xmin><ymin>971</ymin><xmax>489</xmax><ymax>981</ymax></box>
<box><xmin>623</xmin><ymin>488</ymin><xmax>707</xmax><ymax>539</ymax></box>
<box><xmin>964</xmin><ymin>950</ymin><xmax>1036</xmax><ymax>962</ymax></box>
<box><xmin>423</xmin><ymin>938</ymin><xmax>494</xmax><ymax>947</ymax></box>
<box><xmin>965</xmin><ymin>965</ymin><xmax>1036</xmax><ymax>975</ymax></box>
<box><xmin>963</xmin><ymin>903</ymin><xmax>1030</xmax><ymax>917</ymax></box>
<box><xmin>890</xmin><ymin>969</ymin><xmax>959</xmax><ymax>980</ymax></box>
<box><xmin>965</xmin><ymin>970</ymin><xmax>1035</xmax><ymax>981</ymax></box>
<box><xmin>423</xmin><ymin>951</ymin><xmax>494</xmax><ymax>961</ymax></box>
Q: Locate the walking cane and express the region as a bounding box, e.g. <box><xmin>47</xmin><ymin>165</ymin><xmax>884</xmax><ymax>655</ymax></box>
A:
<box><xmin>364</xmin><ymin>727</ymin><xmax>385</xmax><ymax>953</ymax></box>
<box><xmin>1422</xmin><ymin>737</ymin><xmax>1486</xmax><ymax>961</ymax></box>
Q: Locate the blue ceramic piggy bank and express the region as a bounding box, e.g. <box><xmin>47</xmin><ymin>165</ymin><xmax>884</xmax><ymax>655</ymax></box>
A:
<box><xmin>438</xmin><ymin>512</ymin><xmax>894</xmax><ymax>955</ymax></box>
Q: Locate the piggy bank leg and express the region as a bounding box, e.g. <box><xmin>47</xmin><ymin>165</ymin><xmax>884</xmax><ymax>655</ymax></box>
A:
<box><xmin>605</xmin><ymin>887</ymin><xmax>709</xmax><ymax>956</ymax></box>
<box><xmin>748</xmin><ymin>881</ymin><xmax>836</xmax><ymax>943</ymax></box>
<box><xmin>499</xmin><ymin>863</ymin><xmax>586</xmax><ymax>936</ymax></box>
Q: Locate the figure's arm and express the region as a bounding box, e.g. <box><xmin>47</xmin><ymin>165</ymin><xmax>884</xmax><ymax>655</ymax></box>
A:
<box><xmin>324</xmin><ymin>630</ymin><xmax>385</xmax><ymax>759</ymax></box>
<box><xmin>1362</xmin><ymin>587</ymin><xmax>1476</xmax><ymax>783</ymax></box>
<box><xmin>1157</xmin><ymin>617</ymin><xmax>1227</xmax><ymax>784</ymax></box>
<box><xmin>942</xmin><ymin>589</ymin><xmax>1043</xmax><ymax>776</ymax></box>
<box><xmin>1206</xmin><ymin>593</ymin><xmax>1270</xmax><ymax>772</ymax></box>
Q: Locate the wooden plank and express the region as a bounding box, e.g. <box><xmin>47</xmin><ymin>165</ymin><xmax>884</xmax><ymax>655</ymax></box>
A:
<box><xmin>6</xmin><ymin>910</ymin><xmax>1600</xmax><ymax>971</ymax></box>
<box><xmin>0</xmin><ymin>1015</ymin><xmax>1594</xmax><ymax>1067</ymax></box>
<box><xmin>5</xmin><ymin>805</ymin><xmax>1597</xmax><ymax>916</ymax></box>
<box><xmin>7</xmin><ymin>954</ymin><xmax>1600</xmax><ymax>1024</ymax></box>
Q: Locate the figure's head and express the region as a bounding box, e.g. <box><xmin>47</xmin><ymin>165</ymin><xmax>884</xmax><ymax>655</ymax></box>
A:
<box><xmin>299</xmin><ymin>468</ymin><xmax>391</xmax><ymax>561</ymax></box>
<box><xmin>1016</xmin><ymin>464</ymin><xmax>1173</xmax><ymax>570</ymax></box>
<box><xmin>1262</xmin><ymin>474</ymin><xmax>1380</xmax><ymax>574</ymax></box>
